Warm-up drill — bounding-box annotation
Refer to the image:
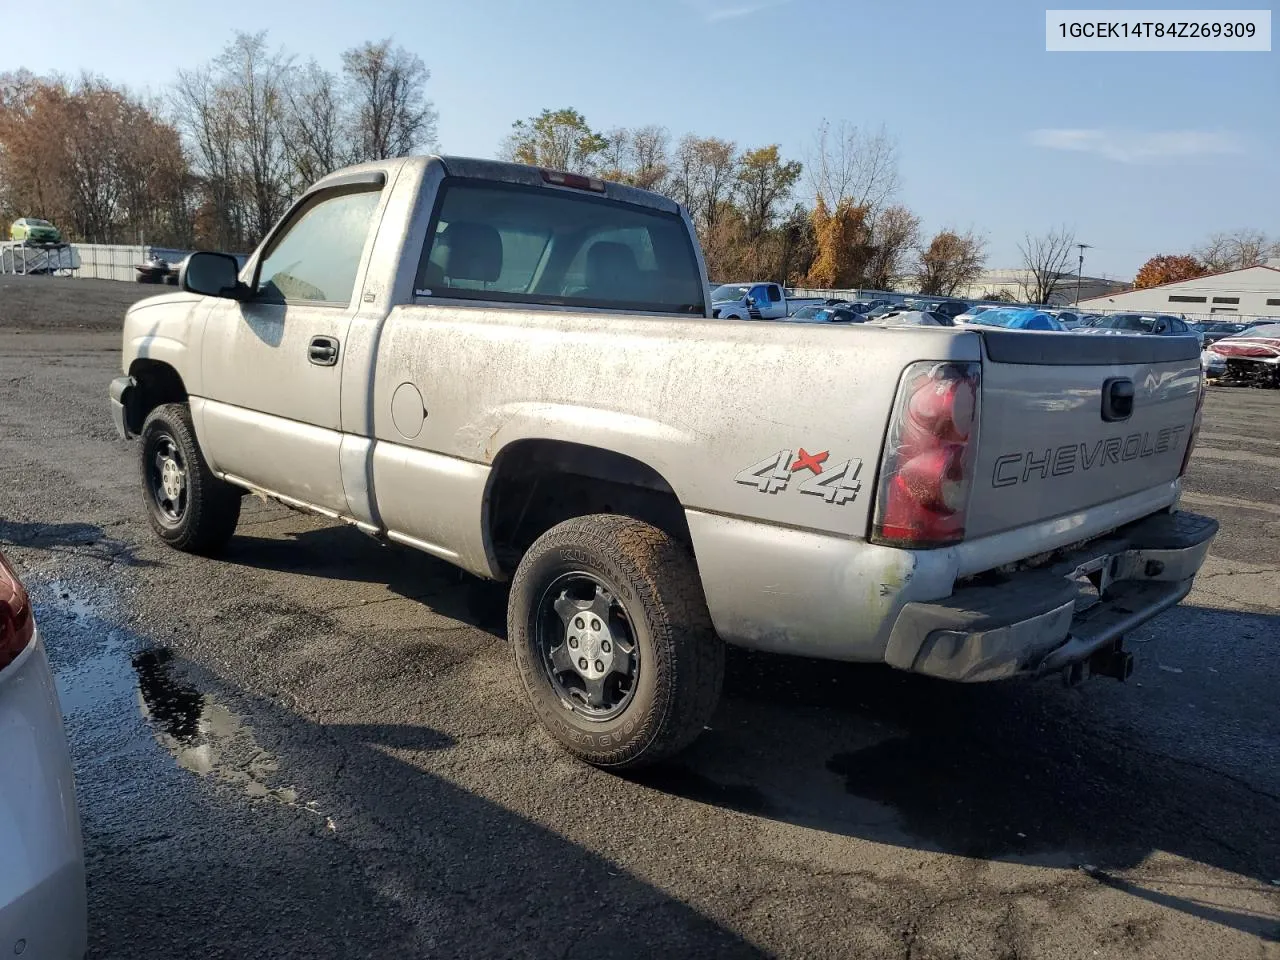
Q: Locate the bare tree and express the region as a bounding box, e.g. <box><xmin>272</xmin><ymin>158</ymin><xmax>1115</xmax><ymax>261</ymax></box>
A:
<box><xmin>806</xmin><ymin>120</ymin><xmax>900</xmax><ymax>211</ymax></box>
<box><xmin>172</xmin><ymin>64</ymin><xmax>243</xmax><ymax>248</ymax></box>
<box><xmin>1195</xmin><ymin>228</ymin><xmax>1272</xmax><ymax>272</ymax></box>
<box><xmin>864</xmin><ymin>205</ymin><xmax>921</xmax><ymax>289</ymax></box>
<box><xmin>669</xmin><ymin>135</ymin><xmax>738</xmax><ymax>233</ymax></box>
<box><xmin>341</xmin><ymin>39</ymin><xmax>437</xmax><ymax>162</ymax></box>
<box><xmin>284</xmin><ymin>60</ymin><xmax>343</xmax><ymax>191</ymax></box>
<box><xmin>915</xmin><ymin>228</ymin><xmax>987</xmax><ymax>296</ymax></box>
<box><xmin>1019</xmin><ymin>226</ymin><xmax>1077</xmax><ymax>304</ymax></box>
<box><xmin>629</xmin><ymin>124</ymin><xmax>670</xmax><ymax>192</ymax></box>
<box><xmin>173</xmin><ymin>33</ymin><xmax>292</xmax><ymax>248</ymax></box>
<box><xmin>220</xmin><ymin>32</ymin><xmax>292</xmax><ymax>242</ymax></box>
<box><xmin>597</xmin><ymin>127</ymin><xmax>632</xmax><ymax>182</ymax></box>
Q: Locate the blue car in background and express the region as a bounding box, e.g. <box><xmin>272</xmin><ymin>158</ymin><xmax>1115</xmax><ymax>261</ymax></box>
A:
<box><xmin>966</xmin><ymin>308</ymin><xmax>1066</xmax><ymax>332</ymax></box>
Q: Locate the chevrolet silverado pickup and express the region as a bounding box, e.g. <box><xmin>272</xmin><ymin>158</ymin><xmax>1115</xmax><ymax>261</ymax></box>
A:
<box><xmin>110</xmin><ymin>155</ymin><xmax>1217</xmax><ymax>769</ymax></box>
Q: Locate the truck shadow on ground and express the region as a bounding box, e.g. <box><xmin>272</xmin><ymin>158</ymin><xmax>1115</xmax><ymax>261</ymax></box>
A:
<box><xmin>217</xmin><ymin>523</ymin><xmax>1280</xmax><ymax>943</ymax></box>
<box><xmin>222</xmin><ymin>523</ymin><xmax>511</xmax><ymax>633</ymax></box>
<box><xmin>0</xmin><ymin>518</ymin><xmax>154</xmax><ymax>567</ymax></box>
<box><xmin>641</xmin><ymin>622</ymin><xmax>1280</xmax><ymax>941</ymax></box>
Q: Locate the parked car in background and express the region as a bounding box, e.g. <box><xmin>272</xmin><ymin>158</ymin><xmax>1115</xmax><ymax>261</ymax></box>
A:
<box><xmin>786</xmin><ymin>304</ymin><xmax>863</xmax><ymax>323</ymax></box>
<box><xmin>919</xmin><ymin>299</ymin><xmax>970</xmax><ymax>319</ymax></box>
<box><xmin>8</xmin><ymin>217</ymin><xmax>63</xmax><ymax>245</ymax></box>
<box><xmin>1075</xmin><ymin>313</ymin><xmax>1204</xmax><ymax>346</ymax></box>
<box><xmin>967</xmin><ymin>308</ymin><xmax>1067</xmax><ymax>332</ymax></box>
<box><xmin>1060</xmin><ymin>312</ymin><xmax>1103</xmax><ymax>330</ymax></box>
<box><xmin>1194</xmin><ymin>320</ymin><xmax>1248</xmax><ymax>347</ymax></box>
<box><xmin>954</xmin><ymin>305</ymin><xmax>999</xmax><ymax>325</ymax></box>
<box><xmin>1201</xmin><ymin>322</ymin><xmax>1280</xmax><ymax>386</ymax></box>
<box><xmin>864</xmin><ymin>309</ymin><xmax>952</xmax><ymax>326</ymax></box>
<box><xmin>711</xmin><ymin>282</ymin><xmax>824</xmax><ymax>320</ymax></box>
<box><xmin>0</xmin><ymin>550</ymin><xmax>88</xmax><ymax>959</ymax></box>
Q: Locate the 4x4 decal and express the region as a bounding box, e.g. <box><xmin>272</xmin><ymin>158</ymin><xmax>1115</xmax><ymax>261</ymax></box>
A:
<box><xmin>734</xmin><ymin>448</ymin><xmax>863</xmax><ymax>505</ymax></box>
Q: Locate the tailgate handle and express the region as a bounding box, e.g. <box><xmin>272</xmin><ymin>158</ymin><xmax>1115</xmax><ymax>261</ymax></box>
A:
<box><xmin>1101</xmin><ymin>378</ymin><xmax>1134</xmax><ymax>422</ymax></box>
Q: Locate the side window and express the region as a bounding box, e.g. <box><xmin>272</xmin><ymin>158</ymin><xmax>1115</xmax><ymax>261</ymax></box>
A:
<box><xmin>749</xmin><ymin>284</ymin><xmax>770</xmax><ymax>303</ymax></box>
<box><xmin>256</xmin><ymin>188</ymin><xmax>382</xmax><ymax>305</ymax></box>
<box><xmin>767</xmin><ymin>284</ymin><xmax>782</xmax><ymax>303</ymax></box>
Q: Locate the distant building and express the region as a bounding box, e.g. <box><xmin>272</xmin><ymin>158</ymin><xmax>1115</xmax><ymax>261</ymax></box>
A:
<box><xmin>1079</xmin><ymin>259</ymin><xmax>1280</xmax><ymax>321</ymax></box>
<box><xmin>893</xmin><ymin>269</ymin><xmax>1131</xmax><ymax>305</ymax></box>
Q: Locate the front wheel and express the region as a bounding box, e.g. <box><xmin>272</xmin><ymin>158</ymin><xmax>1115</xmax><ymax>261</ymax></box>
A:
<box><xmin>139</xmin><ymin>403</ymin><xmax>241</xmax><ymax>554</ymax></box>
<box><xmin>509</xmin><ymin>514</ymin><xmax>724</xmax><ymax>769</ymax></box>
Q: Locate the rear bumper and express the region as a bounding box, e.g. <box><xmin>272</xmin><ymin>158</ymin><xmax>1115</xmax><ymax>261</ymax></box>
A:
<box><xmin>0</xmin><ymin>632</ymin><xmax>88</xmax><ymax>960</ymax></box>
<box><xmin>884</xmin><ymin>510</ymin><xmax>1218</xmax><ymax>682</ymax></box>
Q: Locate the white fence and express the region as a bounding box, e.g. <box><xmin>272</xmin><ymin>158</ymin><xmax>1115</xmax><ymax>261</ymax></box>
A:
<box><xmin>71</xmin><ymin>244</ymin><xmax>151</xmax><ymax>281</ymax></box>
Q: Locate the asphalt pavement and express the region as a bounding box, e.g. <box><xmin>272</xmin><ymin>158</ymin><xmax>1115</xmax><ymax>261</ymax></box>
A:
<box><xmin>1</xmin><ymin>274</ymin><xmax>1277</xmax><ymax>959</ymax></box>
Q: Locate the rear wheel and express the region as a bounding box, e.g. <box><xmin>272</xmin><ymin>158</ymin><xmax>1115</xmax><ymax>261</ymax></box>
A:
<box><xmin>139</xmin><ymin>403</ymin><xmax>241</xmax><ymax>554</ymax></box>
<box><xmin>509</xmin><ymin>514</ymin><xmax>724</xmax><ymax>769</ymax></box>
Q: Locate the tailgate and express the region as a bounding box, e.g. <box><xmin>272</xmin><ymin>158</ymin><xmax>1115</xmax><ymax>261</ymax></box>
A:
<box><xmin>966</xmin><ymin>331</ymin><xmax>1201</xmax><ymax>539</ymax></box>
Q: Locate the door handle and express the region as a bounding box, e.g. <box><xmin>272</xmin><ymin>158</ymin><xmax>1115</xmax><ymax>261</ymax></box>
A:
<box><xmin>308</xmin><ymin>336</ymin><xmax>339</xmax><ymax>366</ymax></box>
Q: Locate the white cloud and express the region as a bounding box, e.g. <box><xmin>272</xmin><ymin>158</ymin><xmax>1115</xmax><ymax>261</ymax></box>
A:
<box><xmin>1028</xmin><ymin>128</ymin><xmax>1245</xmax><ymax>164</ymax></box>
<box><xmin>685</xmin><ymin>0</ymin><xmax>791</xmax><ymax>22</ymax></box>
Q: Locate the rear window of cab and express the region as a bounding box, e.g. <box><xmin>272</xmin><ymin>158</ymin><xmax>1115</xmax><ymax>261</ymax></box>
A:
<box><xmin>415</xmin><ymin>180</ymin><xmax>705</xmax><ymax>315</ymax></box>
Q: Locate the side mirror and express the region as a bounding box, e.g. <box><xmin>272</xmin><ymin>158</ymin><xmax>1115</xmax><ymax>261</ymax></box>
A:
<box><xmin>181</xmin><ymin>251</ymin><xmax>247</xmax><ymax>300</ymax></box>
<box><xmin>745</xmin><ymin>294</ymin><xmax>757</xmax><ymax>306</ymax></box>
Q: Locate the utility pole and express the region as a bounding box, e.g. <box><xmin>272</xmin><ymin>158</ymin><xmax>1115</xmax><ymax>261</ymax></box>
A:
<box><xmin>1075</xmin><ymin>243</ymin><xmax>1092</xmax><ymax>305</ymax></box>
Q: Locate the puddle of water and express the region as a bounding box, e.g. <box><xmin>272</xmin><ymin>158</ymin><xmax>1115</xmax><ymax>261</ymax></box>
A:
<box><xmin>133</xmin><ymin>648</ymin><xmax>302</xmax><ymax>806</ymax></box>
<box><xmin>40</xmin><ymin>579</ymin><xmax>316</xmax><ymax>814</ymax></box>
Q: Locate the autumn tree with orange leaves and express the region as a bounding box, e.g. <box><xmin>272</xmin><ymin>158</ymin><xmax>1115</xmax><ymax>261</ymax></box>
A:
<box><xmin>1134</xmin><ymin>254</ymin><xmax>1207</xmax><ymax>289</ymax></box>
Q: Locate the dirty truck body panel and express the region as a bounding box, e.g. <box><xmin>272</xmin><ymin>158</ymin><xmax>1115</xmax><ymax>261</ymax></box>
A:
<box><xmin>112</xmin><ymin>154</ymin><xmax>1216</xmax><ymax>688</ymax></box>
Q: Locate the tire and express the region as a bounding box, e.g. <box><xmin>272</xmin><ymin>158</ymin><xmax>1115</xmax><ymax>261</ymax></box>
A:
<box><xmin>139</xmin><ymin>402</ymin><xmax>241</xmax><ymax>554</ymax></box>
<box><xmin>509</xmin><ymin>514</ymin><xmax>724</xmax><ymax>769</ymax></box>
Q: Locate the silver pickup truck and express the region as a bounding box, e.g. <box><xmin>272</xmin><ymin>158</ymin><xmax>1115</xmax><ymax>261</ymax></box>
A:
<box><xmin>110</xmin><ymin>155</ymin><xmax>1217</xmax><ymax>768</ymax></box>
<box><xmin>710</xmin><ymin>282</ymin><xmax>825</xmax><ymax>320</ymax></box>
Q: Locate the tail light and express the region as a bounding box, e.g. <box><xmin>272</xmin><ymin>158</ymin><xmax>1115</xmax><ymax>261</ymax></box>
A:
<box><xmin>872</xmin><ymin>361</ymin><xmax>981</xmax><ymax>548</ymax></box>
<box><xmin>540</xmin><ymin>169</ymin><xmax>606</xmax><ymax>193</ymax></box>
<box><xmin>0</xmin><ymin>551</ymin><xmax>35</xmax><ymax>672</ymax></box>
<box><xmin>1179</xmin><ymin>375</ymin><xmax>1207</xmax><ymax>477</ymax></box>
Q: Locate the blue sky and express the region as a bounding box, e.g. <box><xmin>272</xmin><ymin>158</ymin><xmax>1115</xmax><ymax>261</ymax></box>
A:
<box><xmin>10</xmin><ymin>0</ymin><xmax>1277</xmax><ymax>276</ymax></box>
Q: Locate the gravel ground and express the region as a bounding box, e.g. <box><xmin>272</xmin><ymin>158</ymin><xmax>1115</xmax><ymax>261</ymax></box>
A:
<box><xmin>1</xmin><ymin>273</ymin><xmax>1277</xmax><ymax>959</ymax></box>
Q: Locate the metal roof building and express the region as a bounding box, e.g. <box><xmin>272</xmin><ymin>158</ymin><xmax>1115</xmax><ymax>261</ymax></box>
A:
<box><xmin>1079</xmin><ymin>259</ymin><xmax>1280</xmax><ymax>322</ymax></box>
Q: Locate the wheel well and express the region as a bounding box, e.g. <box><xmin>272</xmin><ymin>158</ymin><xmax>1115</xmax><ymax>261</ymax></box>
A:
<box><xmin>126</xmin><ymin>360</ymin><xmax>188</xmax><ymax>434</ymax></box>
<box><xmin>486</xmin><ymin>440</ymin><xmax>691</xmax><ymax>576</ymax></box>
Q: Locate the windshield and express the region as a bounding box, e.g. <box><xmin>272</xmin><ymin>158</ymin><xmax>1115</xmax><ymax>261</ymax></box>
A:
<box><xmin>1203</xmin><ymin>322</ymin><xmax>1243</xmax><ymax>333</ymax></box>
<box><xmin>710</xmin><ymin>284</ymin><xmax>749</xmax><ymax>301</ymax></box>
<box><xmin>791</xmin><ymin>305</ymin><xmax>821</xmax><ymax>319</ymax></box>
